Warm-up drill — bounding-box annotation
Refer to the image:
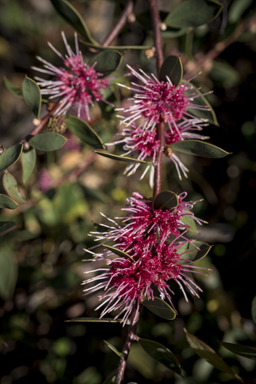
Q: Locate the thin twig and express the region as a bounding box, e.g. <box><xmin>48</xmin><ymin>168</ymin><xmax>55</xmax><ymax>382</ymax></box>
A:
<box><xmin>114</xmin><ymin>302</ymin><xmax>140</xmax><ymax>384</ymax></box>
<box><xmin>148</xmin><ymin>0</ymin><xmax>164</xmax><ymax>199</ymax></box>
<box><xmin>102</xmin><ymin>0</ymin><xmax>135</xmax><ymax>47</ymax></box>
<box><xmin>148</xmin><ymin>0</ymin><xmax>164</xmax><ymax>72</ymax></box>
<box><xmin>184</xmin><ymin>11</ymin><xmax>256</xmax><ymax>79</ymax></box>
<box><xmin>20</xmin><ymin>102</ymin><xmax>61</xmax><ymax>144</ymax></box>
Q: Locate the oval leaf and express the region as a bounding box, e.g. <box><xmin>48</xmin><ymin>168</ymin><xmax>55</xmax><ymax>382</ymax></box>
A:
<box><xmin>164</xmin><ymin>0</ymin><xmax>223</xmax><ymax>28</ymax></box>
<box><xmin>153</xmin><ymin>191</ymin><xmax>179</xmax><ymax>211</ymax></box>
<box><xmin>184</xmin><ymin>329</ymin><xmax>243</xmax><ymax>381</ymax></box>
<box><xmin>90</xmin><ymin>50</ymin><xmax>123</xmax><ymax>77</ymax></box>
<box><xmin>177</xmin><ymin>240</ymin><xmax>212</xmax><ymax>262</ymax></box>
<box><xmin>0</xmin><ymin>221</ymin><xmax>18</xmax><ymax>237</ymax></box>
<box><xmin>161</xmin><ymin>27</ymin><xmax>189</xmax><ymax>38</ymax></box>
<box><xmin>0</xmin><ymin>194</ymin><xmax>19</xmax><ymax>210</ymax></box>
<box><xmin>252</xmin><ymin>296</ymin><xmax>256</xmax><ymax>324</ymax></box>
<box><xmin>220</xmin><ymin>342</ymin><xmax>256</xmax><ymax>360</ymax></box>
<box><xmin>102</xmin><ymin>244</ymin><xmax>135</xmax><ymax>262</ymax></box>
<box><xmin>65</xmin><ymin>317</ymin><xmax>123</xmax><ymax>323</ymax></box>
<box><xmin>186</xmin><ymin>84</ymin><xmax>218</xmax><ymax>125</ymax></box>
<box><xmin>29</xmin><ymin>133</ymin><xmax>67</xmax><ymax>152</ymax></box>
<box><xmin>102</xmin><ymin>372</ymin><xmax>116</xmax><ymax>384</ymax></box>
<box><xmin>22</xmin><ymin>77</ymin><xmax>42</xmax><ymax>118</ymax></box>
<box><xmin>0</xmin><ymin>144</ymin><xmax>23</xmax><ymax>173</ymax></box>
<box><xmin>159</xmin><ymin>55</ymin><xmax>183</xmax><ymax>86</ymax></box>
<box><xmin>181</xmin><ymin>215</ymin><xmax>198</xmax><ymax>233</ymax></box>
<box><xmin>4</xmin><ymin>77</ymin><xmax>23</xmax><ymax>98</ymax></box>
<box><xmin>103</xmin><ymin>340</ymin><xmax>124</xmax><ymax>360</ymax></box>
<box><xmin>94</xmin><ymin>151</ymin><xmax>151</xmax><ymax>164</ymax></box>
<box><xmin>0</xmin><ymin>251</ymin><xmax>18</xmax><ymax>299</ymax></box>
<box><xmin>21</xmin><ymin>148</ymin><xmax>36</xmax><ymax>185</ymax></box>
<box><xmin>3</xmin><ymin>173</ymin><xmax>26</xmax><ymax>203</ymax></box>
<box><xmin>50</xmin><ymin>0</ymin><xmax>97</xmax><ymax>44</ymax></box>
<box><xmin>139</xmin><ymin>338</ymin><xmax>182</xmax><ymax>376</ymax></box>
<box><xmin>66</xmin><ymin>116</ymin><xmax>104</xmax><ymax>149</ymax></box>
<box><xmin>143</xmin><ymin>297</ymin><xmax>176</xmax><ymax>320</ymax></box>
<box><xmin>170</xmin><ymin>140</ymin><xmax>229</xmax><ymax>158</ymax></box>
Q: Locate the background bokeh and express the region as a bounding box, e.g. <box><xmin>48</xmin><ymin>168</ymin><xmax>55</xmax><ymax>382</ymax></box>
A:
<box><xmin>1</xmin><ymin>0</ymin><xmax>256</xmax><ymax>383</ymax></box>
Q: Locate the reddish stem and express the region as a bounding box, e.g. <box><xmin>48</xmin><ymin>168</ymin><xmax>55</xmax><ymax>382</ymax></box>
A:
<box><xmin>148</xmin><ymin>0</ymin><xmax>164</xmax><ymax>199</ymax></box>
<box><xmin>114</xmin><ymin>302</ymin><xmax>140</xmax><ymax>384</ymax></box>
<box><xmin>102</xmin><ymin>0</ymin><xmax>134</xmax><ymax>47</ymax></box>
<box><xmin>20</xmin><ymin>102</ymin><xmax>61</xmax><ymax>145</ymax></box>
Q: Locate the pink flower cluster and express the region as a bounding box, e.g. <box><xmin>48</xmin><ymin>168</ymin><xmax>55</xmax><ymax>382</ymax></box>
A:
<box><xmin>83</xmin><ymin>192</ymin><xmax>208</xmax><ymax>325</ymax></box>
<box><xmin>111</xmin><ymin>65</ymin><xmax>210</xmax><ymax>182</ymax></box>
<box><xmin>32</xmin><ymin>32</ymin><xmax>109</xmax><ymax>120</ymax></box>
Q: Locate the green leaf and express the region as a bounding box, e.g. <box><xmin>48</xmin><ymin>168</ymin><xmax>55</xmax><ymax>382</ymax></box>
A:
<box><xmin>170</xmin><ymin>140</ymin><xmax>229</xmax><ymax>158</ymax></box>
<box><xmin>103</xmin><ymin>340</ymin><xmax>124</xmax><ymax>360</ymax></box>
<box><xmin>228</xmin><ymin>0</ymin><xmax>254</xmax><ymax>24</ymax></box>
<box><xmin>184</xmin><ymin>329</ymin><xmax>243</xmax><ymax>381</ymax></box>
<box><xmin>94</xmin><ymin>151</ymin><xmax>151</xmax><ymax>164</ymax></box>
<box><xmin>3</xmin><ymin>173</ymin><xmax>26</xmax><ymax>203</ymax></box>
<box><xmin>181</xmin><ymin>215</ymin><xmax>198</xmax><ymax>232</ymax></box>
<box><xmin>161</xmin><ymin>27</ymin><xmax>189</xmax><ymax>38</ymax></box>
<box><xmin>22</xmin><ymin>77</ymin><xmax>42</xmax><ymax>118</ymax></box>
<box><xmin>102</xmin><ymin>372</ymin><xmax>116</xmax><ymax>384</ymax></box>
<box><xmin>159</xmin><ymin>55</ymin><xmax>183</xmax><ymax>86</ymax></box>
<box><xmin>153</xmin><ymin>190</ymin><xmax>179</xmax><ymax>211</ymax></box>
<box><xmin>65</xmin><ymin>317</ymin><xmax>123</xmax><ymax>323</ymax></box>
<box><xmin>0</xmin><ymin>251</ymin><xmax>18</xmax><ymax>299</ymax></box>
<box><xmin>0</xmin><ymin>222</ymin><xmax>18</xmax><ymax>237</ymax></box>
<box><xmin>0</xmin><ymin>194</ymin><xmax>19</xmax><ymax>210</ymax></box>
<box><xmin>0</xmin><ymin>144</ymin><xmax>23</xmax><ymax>173</ymax></box>
<box><xmin>139</xmin><ymin>338</ymin><xmax>182</xmax><ymax>376</ymax></box>
<box><xmin>143</xmin><ymin>297</ymin><xmax>176</xmax><ymax>320</ymax></box>
<box><xmin>29</xmin><ymin>133</ymin><xmax>67</xmax><ymax>152</ymax></box>
<box><xmin>65</xmin><ymin>116</ymin><xmax>104</xmax><ymax>149</ymax></box>
<box><xmin>50</xmin><ymin>0</ymin><xmax>97</xmax><ymax>44</ymax></box>
<box><xmin>89</xmin><ymin>50</ymin><xmax>123</xmax><ymax>77</ymax></box>
<box><xmin>177</xmin><ymin>240</ymin><xmax>212</xmax><ymax>262</ymax></box>
<box><xmin>4</xmin><ymin>77</ymin><xmax>23</xmax><ymax>97</ymax></box>
<box><xmin>21</xmin><ymin>148</ymin><xmax>36</xmax><ymax>185</ymax></box>
<box><xmin>186</xmin><ymin>84</ymin><xmax>218</xmax><ymax>126</ymax></box>
<box><xmin>102</xmin><ymin>244</ymin><xmax>135</xmax><ymax>262</ymax></box>
<box><xmin>210</xmin><ymin>61</ymin><xmax>240</xmax><ymax>89</ymax></box>
<box><xmin>219</xmin><ymin>342</ymin><xmax>256</xmax><ymax>360</ymax></box>
<box><xmin>252</xmin><ymin>296</ymin><xmax>256</xmax><ymax>324</ymax></box>
<box><xmin>165</xmin><ymin>0</ymin><xmax>223</xmax><ymax>28</ymax></box>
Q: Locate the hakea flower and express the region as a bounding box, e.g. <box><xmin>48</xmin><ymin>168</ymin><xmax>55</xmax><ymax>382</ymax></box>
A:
<box><xmin>83</xmin><ymin>233</ymin><xmax>209</xmax><ymax>325</ymax></box>
<box><xmin>91</xmin><ymin>192</ymin><xmax>205</xmax><ymax>250</ymax></box>
<box><xmin>83</xmin><ymin>191</ymin><xmax>209</xmax><ymax>324</ymax></box>
<box><xmin>32</xmin><ymin>32</ymin><xmax>109</xmax><ymax>120</ymax></box>
<box><xmin>116</xmin><ymin>65</ymin><xmax>210</xmax><ymax>135</ymax></box>
<box><xmin>106</xmin><ymin>118</ymin><xmax>209</xmax><ymax>183</ymax></box>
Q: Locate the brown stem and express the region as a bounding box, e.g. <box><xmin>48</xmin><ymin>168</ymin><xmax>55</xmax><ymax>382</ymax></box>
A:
<box><xmin>148</xmin><ymin>0</ymin><xmax>164</xmax><ymax>198</ymax></box>
<box><xmin>153</xmin><ymin>120</ymin><xmax>165</xmax><ymax>198</ymax></box>
<box><xmin>102</xmin><ymin>0</ymin><xmax>134</xmax><ymax>47</ymax></box>
<box><xmin>114</xmin><ymin>302</ymin><xmax>140</xmax><ymax>384</ymax></box>
<box><xmin>20</xmin><ymin>102</ymin><xmax>61</xmax><ymax>144</ymax></box>
<box><xmin>148</xmin><ymin>0</ymin><xmax>164</xmax><ymax>72</ymax></box>
<box><xmin>184</xmin><ymin>11</ymin><xmax>256</xmax><ymax>79</ymax></box>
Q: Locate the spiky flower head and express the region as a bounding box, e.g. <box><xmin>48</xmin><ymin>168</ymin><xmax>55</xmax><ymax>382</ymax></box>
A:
<box><xmin>116</xmin><ymin>65</ymin><xmax>209</xmax><ymax>134</ymax></box>
<box><xmin>84</xmin><ymin>192</ymin><xmax>209</xmax><ymax>324</ymax></box>
<box><xmin>32</xmin><ymin>32</ymin><xmax>109</xmax><ymax>120</ymax></box>
<box><xmin>106</xmin><ymin>118</ymin><xmax>209</xmax><ymax>183</ymax></box>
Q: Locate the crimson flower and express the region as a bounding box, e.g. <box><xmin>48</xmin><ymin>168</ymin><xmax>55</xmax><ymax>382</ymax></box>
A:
<box><xmin>32</xmin><ymin>32</ymin><xmax>109</xmax><ymax>120</ymax></box>
<box><xmin>116</xmin><ymin>65</ymin><xmax>209</xmax><ymax>134</ymax></box>
<box><xmin>106</xmin><ymin>118</ymin><xmax>209</xmax><ymax>182</ymax></box>
<box><xmin>84</xmin><ymin>192</ymin><xmax>208</xmax><ymax>324</ymax></box>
